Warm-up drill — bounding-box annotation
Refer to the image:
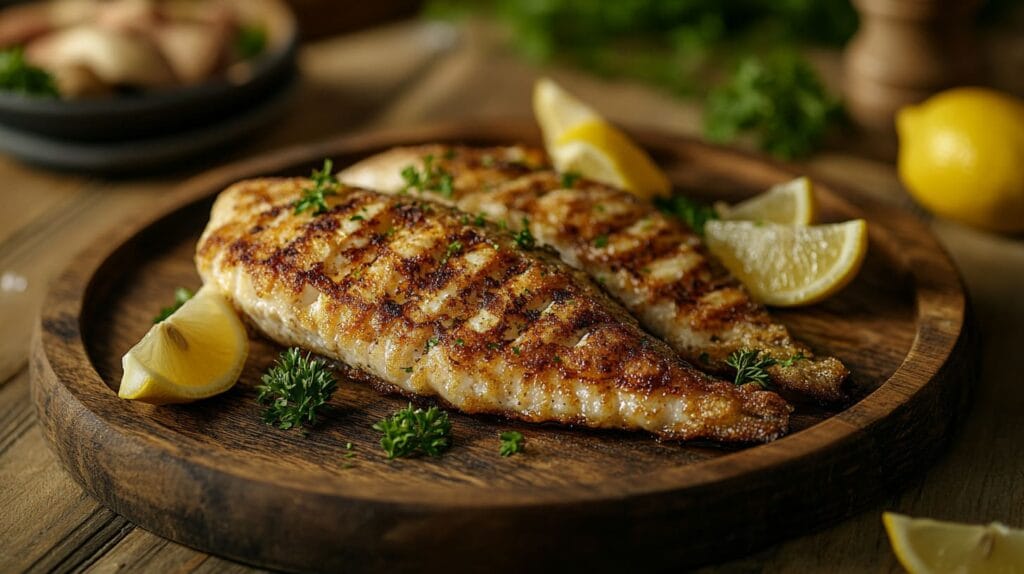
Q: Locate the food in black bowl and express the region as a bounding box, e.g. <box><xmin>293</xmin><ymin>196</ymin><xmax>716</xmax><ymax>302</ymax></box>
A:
<box><xmin>0</xmin><ymin>0</ymin><xmax>297</xmax><ymax>142</ymax></box>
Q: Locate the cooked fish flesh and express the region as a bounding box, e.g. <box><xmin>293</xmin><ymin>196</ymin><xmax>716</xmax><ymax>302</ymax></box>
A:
<box><xmin>196</xmin><ymin>178</ymin><xmax>791</xmax><ymax>442</ymax></box>
<box><xmin>341</xmin><ymin>145</ymin><xmax>849</xmax><ymax>401</ymax></box>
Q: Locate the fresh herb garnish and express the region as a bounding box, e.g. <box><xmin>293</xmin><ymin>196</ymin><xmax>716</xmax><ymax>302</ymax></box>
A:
<box><xmin>294</xmin><ymin>159</ymin><xmax>339</xmax><ymax>215</ymax></box>
<box><xmin>256</xmin><ymin>348</ymin><xmax>337</xmax><ymax>430</ymax></box>
<box><xmin>373</xmin><ymin>403</ymin><xmax>452</xmax><ymax>459</ymax></box>
<box><xmin>778</xmin><ymin>352</ymin><xmax>807</xmax><ymax>368</ymax></box>
<box><xmin>656</xmin><ymin>195</ymin><xmax>718</xmax><ymax>235</ymax></box>
<box><xmin>726</xmin><ymin>349</ymin><xmax>777</xmax><ymax>389</ymax></box>
<box><xmin>400</xmin><ymin>154</ymin><xmax>455</xmax><ymax>198</ymax></box>
<box><xmin>235</xmin><ymin>25</ymin><xmax>267</xmax><ymax>60</ymax></box>
<box><xmin>441</xmin><ymin>240</ymin><xmax>463</xmax><ymax>265</ymax></box>
<box><xmin>0</xmin><ymin>48</ymin><xmax>58</xmax><ymax>98</ymax></box>
<box><xmin>499</xmin><ymin>431</ymin><xmax>525</xmax><ymax>457</ymax></box>
<box><xmin>350</xmin><ymin>214</ymin><xmax>365</xmax><ymax>221</ymax></box>
<box><xmin>593</xmin><ymin>234</ymin><xmax>609</xmax><ymax>248</ymax></box>
<box><xmin>560</xmin><ymin>171</ymin><xmax>580</xmax><ymax>188</ymax></box>
<box><xmin>704</xmin><ymin>53</ymin><xmax>840</xmax><ymax>159</ymax></box>
<box><xmin>402</xmin><ymin>366</ymin><xmax>414</xmax><ymax>373</ymax></box>
<box><xmin>425</xmin><ymin>337</ymin><xmax>440</xmax><ymax>351</ymax></box>
<box><xmin>473</xmin><ymin>213</ymin><xmax>488</xmax><ymax>227</ymax></box>
<box><xmin>153</xmin><ymin>287</ymin><xmax>194</xmax><ymax>323</ymax></box>
<box><xmin>512</xmin><ymin>218</ymin><xmax>536</xmax><ymax>249</ymax></box>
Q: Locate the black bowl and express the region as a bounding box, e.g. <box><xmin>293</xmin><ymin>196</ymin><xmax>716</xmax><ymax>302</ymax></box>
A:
<box><xmin>0</xmin><ymin>0</ymin><xmax>298</xmax><ymax>143</ymax></box>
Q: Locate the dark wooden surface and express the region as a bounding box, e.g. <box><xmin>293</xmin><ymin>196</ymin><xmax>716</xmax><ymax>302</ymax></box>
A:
<box><xmin>30</xmin><ymin>123</ymin><xmax>972</xmax><ymax>572</ymax></box>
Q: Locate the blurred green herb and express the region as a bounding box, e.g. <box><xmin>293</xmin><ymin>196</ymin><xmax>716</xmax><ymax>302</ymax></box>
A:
<box><xmin>153</xmin><ymin>287</ymin><xmax>194</xmax><ymax>323</ymax></box>
<box><xmin>512</xmin><ymin>217</ymin><xmax>535</xmax><ymax>249</ymax></box>
<box><xmin>703</xmin><ymin>53</ymin><xmax>840</xmax><ymax>158</ymax></box>
<box><xmin>656</xmin><ymin>195</ymin><xmax>718</xmax><ymax>235</ymax></box>
<box><xmin>426</xmin><ymin>0</ymin><xmax>856</xmax><ymax>95</ymax></box>
<box><xmin>0</xmin><ymin>48</ymin><xmax>58</xmax><ymax>98</ymax></box>
<box><xmin>401</xmin><ymin>154</ymin><xmax>455</xmax><ymax>198</ymax></box>
<box><xmin>373</xmin><ymin>403</ymin><xmax>452</xmax><ymax>459</ymax></box>
<box><xmin>499</xmin><ymin>431</ymin><xmax>524</xmax><ymax>457</ymax></box>
<box><xmin>257</xmin><ymin>348</ymin><xmax>337</xmax><ymax>430</ymax></box>
<box><xmin>235</xmin><ymin>25</ymin><xmax>267</xmax><ymax>60</ymax></box>
<box><xmin>294</xmin><ymin>159</ymin><xmax>339</xmax><ymax>215</ymax></box>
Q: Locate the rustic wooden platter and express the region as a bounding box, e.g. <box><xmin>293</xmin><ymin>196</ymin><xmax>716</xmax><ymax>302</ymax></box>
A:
<box><xmin>30</xmin><ymin>123</ymin><xmax>974</xmax><ymax>573</ymax></box>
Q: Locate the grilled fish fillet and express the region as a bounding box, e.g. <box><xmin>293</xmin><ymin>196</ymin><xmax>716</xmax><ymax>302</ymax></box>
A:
<box><xmin>341</xmin><ymin>145</ymin><xmax>849</xmax><ymax>401</ymax></box>
<box><xmin>196</xmin><ymin>178</ymin><xmax>791</xmax><ymax>442</ymax></box>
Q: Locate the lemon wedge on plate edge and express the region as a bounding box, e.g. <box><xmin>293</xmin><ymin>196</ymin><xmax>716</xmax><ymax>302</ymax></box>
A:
<box><xmin>120</xmin><ymin>284</ymin><xmax>248</xmax><ymax>404</ymax></box>
<box><xmin>533</xmin><ymin>77</ymin><xmax>670</xmax><ymax>199</ymax></box>
<box><xmin>716</xmin><ymin>176</ymin><xmax>817</xmax><ymax>226</ymax></box>
<box><xmin>884</xmin><ymin>512</ymin><xmax>1024</xmax><ymax>574</ymax></box>
<box><xmin>704</xmin><ymin>219</ymin><xmax>867</xmax><ymax>307</ymax></box>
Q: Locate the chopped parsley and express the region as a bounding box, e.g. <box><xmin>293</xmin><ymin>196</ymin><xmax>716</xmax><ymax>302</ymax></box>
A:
<box><xmin>499</xmin><ymin>431</ymin><xmax>525</xmax><ymax>457</ymax></box>
<box><xmin>294</xmin><ymin>159</ymin><xmax>339</xmax><ymax>215</ymax></box>
<box><xmin>655</xmin><ymin>195</ymin><xmax>718</xmax><ymax>235</ymax></box>
<box><xmin>593</xmin><ymin>234</ymin><xmax>609</xmax><ymax>248</ymax></box>
<box><xmin>256</xmin><ymin>348</ymin><xmax>337</xmax><ymax>430</ymax></box>
<box><xmin>560</xmin><ymin>171</ymin><xmax>580</xmax><ymax>188</ymax></box>
<box><xmin>373</xmin><ymin>403</ymin><xmax>452</xmax><ymax>459</ymax></box>
<box><xmin>400</xmin><ymin>154</ymin><xmax>455</xmax><ymax>198</ymax></box>
<box><xmin>512</xmin><ymin>218</ymin><xmax>536</xmax><ymax>249</ymax></box>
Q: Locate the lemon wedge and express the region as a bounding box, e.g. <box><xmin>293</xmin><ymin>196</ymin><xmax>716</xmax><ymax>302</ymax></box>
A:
<box><xmin>533</xmin><ymin>77</ymin><xmax>670</xmax><ymax>199</ymax></box>
<box><xmin>703</xmin><ymin>219</ymin><xmax>867</xmax><ymax>307</ymax></box>
<box><xmin>533</xmin><ymin>77</ymin><xmax>599</xmax><ymax>148</ymax></box>
<box><xmin>884</xmin><ymin>512</ymin><xmax>1024</xmax><ymax>574</ymax></box>
<box><xmin>120</xmin><ymin>284</ymin><xmax>248</xmax><ymax>404</ymax></box>
<box><xmin>716</xmin><ymin>177</ymin><xmax>817</xmax><ymax>225</ymax></box>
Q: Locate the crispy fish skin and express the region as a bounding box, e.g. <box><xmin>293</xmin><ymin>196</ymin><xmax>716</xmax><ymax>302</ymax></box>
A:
<box><xmin>196</xmin><ymin>178</ymin><xmax>790</xmax><ymax>442</ymax></box>
<box><xmin>341</xmin><ymin>145</ymin><xmax>850</xmax><ymax>402</ymax></box>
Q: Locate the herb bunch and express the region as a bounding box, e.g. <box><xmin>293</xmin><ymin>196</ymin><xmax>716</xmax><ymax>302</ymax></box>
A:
<box><xmin>704</xmin><ymin>53</ymin><xmax>840</xmax><ymax>159</ymax></box>
<box><xmin>294</xmin><ymin>159</ymin><xmax>339</xmax><ymax>215</ymax></box>
<box><xmin>0</xmin><ymin>48</ymin><xmax>59</xmax><ymax>98</ymax></box>
<box><xmin>153</xmin><ymin>287</ymin><xmax>194</xmax><ymax>323</ymax></box>
<box><xmin>257</xmin><ymin>348</ymin><xmax>337</xmax><ymax>430</ymax></box>
<box><xmin>373</xmin><ymin>403</ymin><xmax>452</xmax><ymax>459</ymax></box>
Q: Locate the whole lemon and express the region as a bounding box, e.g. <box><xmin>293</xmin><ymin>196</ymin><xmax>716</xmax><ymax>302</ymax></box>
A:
<box><xmin>897</xmin><ymin>87</ymin><xmax>1024</xmax><ymax>233</ymax></box>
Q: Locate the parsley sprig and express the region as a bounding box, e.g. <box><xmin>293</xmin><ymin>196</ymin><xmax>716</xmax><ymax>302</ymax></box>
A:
<box><xmin>499</xmin><ymin>431</ymin><xmax>524</xmax><ymax>457</ymax></box>
<box><xmin>153</xmin><ymin>287</ymin><xmax>194</xmax><ymax>323</ymax></box>
<box><xmin>373</xmin><ymin>403</ymin><xmax>452</xmax><ymax>459</ymax></box>
<box><xmin>401</xmin><ymin>154</ymin><xmax>455</xmax><ymax>198</ymax></box>
<box><xmin>704</xmin><ymin>53</ymin><xmax>840</xmax><ymax>159</ymax></box>
<box><xmin>512</xmin><ymin>217</ymin><xmax>536</xmax><ymax>249</ymax></box>
<box><xmin>256</xmin><ymin>348</ymin><xmax>337</xmax><ymax>430</ymax></box>
<box><xmin>294</xmin><ymin>159</ymin><xmax>339</xmax><ymax>215</ymax></box>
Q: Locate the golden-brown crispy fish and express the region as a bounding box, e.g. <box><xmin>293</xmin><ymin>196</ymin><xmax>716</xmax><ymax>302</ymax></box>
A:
<box><xmin>341</xmin><ymin>145</ymin><xmax>849</xmax><ymax>401</ymax></box>
<box><xmin>196</xmin><ymin>178</ymin><xmax>790</xmax><ymax>442</ymax></box>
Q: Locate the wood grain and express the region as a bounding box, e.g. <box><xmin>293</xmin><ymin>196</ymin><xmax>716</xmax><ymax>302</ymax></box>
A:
<box><xmin>29</xmin><ymin>123</ymin><xmax>973</xmax><ymax>572</ymax></box>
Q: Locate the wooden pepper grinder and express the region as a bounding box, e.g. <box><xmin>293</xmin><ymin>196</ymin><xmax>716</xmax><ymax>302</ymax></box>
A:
<box><xmin>843</xmin><ymin>0</ymin><xmax>981</xmax><ymax>134</ymax></box>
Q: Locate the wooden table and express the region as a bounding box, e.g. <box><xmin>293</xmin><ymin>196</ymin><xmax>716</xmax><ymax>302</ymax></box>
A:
<box><xmin>2</xmin><ymin>19</ymin><xmax>1022</xmax><ymax>573</ymax></box>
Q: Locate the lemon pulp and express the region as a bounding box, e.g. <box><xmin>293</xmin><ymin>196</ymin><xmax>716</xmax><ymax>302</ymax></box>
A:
<box><xmin>533</xmin><ymin>77</ymin><xmax>670</xmax><ymax>199</ymax></box>
<box><xmin>120</xmin><ymin>284</ymin><xmax>248</xmax><ymax>404</ymax></box>
<box><xmin>704</xmin><ymin>219</ymin><xmax>867</xmax><ymax>307</ymax></box>
<box><xmin>884</xmin><ymin>512</ymin><xmax>1024</xmax><ymax>574</ymax></box>
<box><xmin>716</xmin><ymin>177</ymin><xmax>816</xmax><ymax>225</ymax></box>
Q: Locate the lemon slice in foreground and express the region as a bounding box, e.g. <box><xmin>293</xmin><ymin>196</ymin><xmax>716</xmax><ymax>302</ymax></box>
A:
<box><xmin>704</xmin><ymin>219</ymin><xmax>867</xmax><ymax>307</ymax></box>
<box><xmin>716</xmin><ymin>177</ymin><xmax>817</xmax><ymax>225</ymax></box>
<box><xmin>884</xmin><ymin>512</ymin><xmax>1024</xmax><ymax>574</ymax></box>
<box><xmin>533</xmin><ymin>77</ymin><xmax>670</xmax><ymax>199</ymax></box>
<box><xmin>553</xmin><ymin>120</ymin><xmax>671</xmax><ymax>199</ymax></box>
<box><xmin>120</xmin><ymin>284</ymin><xmax>248</xmax><ymax>404</ymax></box>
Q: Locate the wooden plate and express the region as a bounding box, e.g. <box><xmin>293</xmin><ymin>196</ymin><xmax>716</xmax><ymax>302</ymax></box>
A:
<box><xmin>30</xmin><ymin>123</ymin><xmax>975</xmax><ymax>572</ymax></box>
